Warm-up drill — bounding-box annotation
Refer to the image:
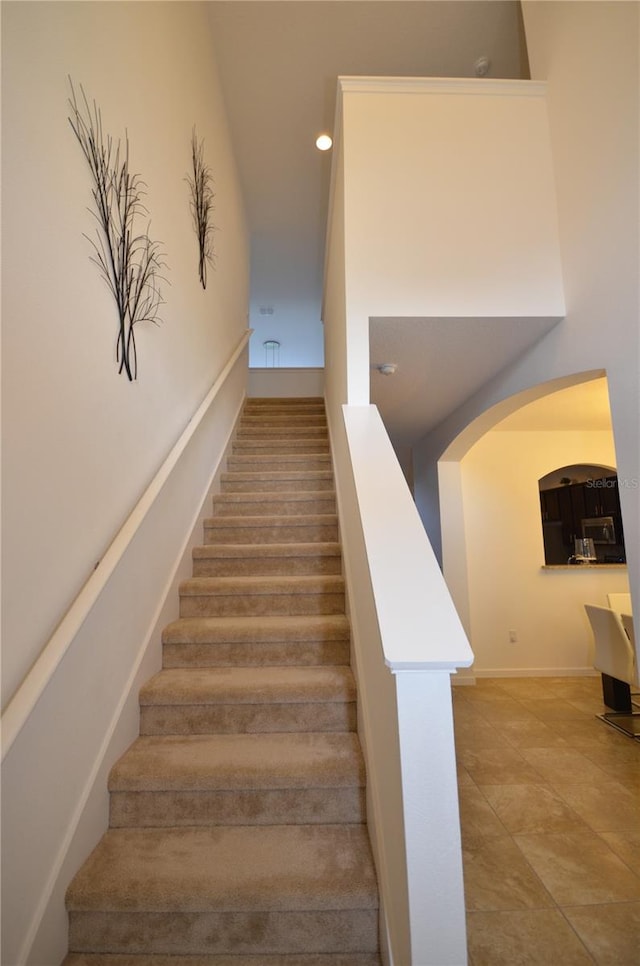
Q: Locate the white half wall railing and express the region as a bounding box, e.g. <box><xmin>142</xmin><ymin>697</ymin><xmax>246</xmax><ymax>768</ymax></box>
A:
<box><xmin>1</xmin><ymin>330</ymin><xmax>250</xmax><ymax>966</ymax></box>
<box><xmin>329</xmin><ymin>403</ymin><xmax>474</xmax><ymax>966</ymax></box>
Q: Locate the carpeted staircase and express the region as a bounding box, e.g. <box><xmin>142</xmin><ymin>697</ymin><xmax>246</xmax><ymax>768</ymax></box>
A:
<box><xmin>63</xmin><ymin>397</ymin><xmax>380</xmax><ymax>965</ymax></box>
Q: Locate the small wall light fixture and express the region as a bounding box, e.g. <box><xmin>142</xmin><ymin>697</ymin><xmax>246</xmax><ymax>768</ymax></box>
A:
<box><xmin>376</xmin><ymin>363</ymin><xmax>398</xmax><ymax>376</ymax></box>
<box><xmin>315</xmin><ymin>133</ymin><xmax>333</xmax><ymax>151</ymax></box>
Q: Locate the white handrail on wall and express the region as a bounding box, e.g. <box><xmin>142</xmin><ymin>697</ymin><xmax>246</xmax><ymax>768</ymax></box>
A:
<box><xmin>1</xmin><ymin>330</ymin><xmax>251</xmax><ymax>760</ymax></box>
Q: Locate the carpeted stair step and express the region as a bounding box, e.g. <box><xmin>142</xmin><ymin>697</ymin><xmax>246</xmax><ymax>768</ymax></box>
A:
<box><xmin>221</xmin><ymin>469</ymin><xmax>334</xmax><ymax>493</ymax></box>
<box><xmin>227</xmin><ymin>453</ymin><xmax>332</xmax><ymax>474</ymax></box>
<box><xmin>64</xmin><ymin>954</ymin><xmax>382</xmax><ymax>965</ymax></box>
<box><xmin>108</xmin><ymin>732</ymin><xmax>366</xmax><ymax>827</ymax></box>
<box><xmin>66</xmin><ymin>824</ymin><xmax>379</xmax><ymax>956</ymax></box>
<box><xmin>243</xmin><ymin>396</ymin><xmax>325</xmax><ymax>410</ymax></box>
<box><xmin>239</xmin><ymin>412</ymin><xmax>327</xmax><ymax>427</ymax></box>
<box><xmin>192</xmin><ymin>542</ymin><xmax>343</xmax><ymax>577</ymax></box>
<box><xmin>233</xmin><ymin>438</ymin><xmax>330</xmax><ymax>455</ymax></box>
<box><xmin>179</xmin><ymin>575</ymin><xmax>345</xmax><ymax>618</ymax></box>
<box><xmin>161</xmin><ymin>615</ymin><xmax>351</xmax><ymax>668</ymax></box>
<box><xmin>237</xmin><ymin>425</ymin><xmax>328</xmax><ymax>439</ymax></box>
<box><xmin>204</xmin><ymin>514</ymin><xmax>338</xmax><ymax>545</ymax></box>
<box><xmin>212</xmin><ymin>491</ymin><xmax>336</xmax><ymax>516</ymax></box>
<box><xmin>139</xmin><ymin>666</ymin><xmax>357</xmax><ymax>735</ymax></box>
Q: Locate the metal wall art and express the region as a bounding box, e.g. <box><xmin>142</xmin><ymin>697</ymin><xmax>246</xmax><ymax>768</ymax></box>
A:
<box><xmin>186</xmin><ymin>128</ymin><xmax>216</xmax><ymax>289</ymax></box>
<box><xmin>68</xmin><ymin>78</ymin><xmax>167</xmax><ymax>380</ymax></box>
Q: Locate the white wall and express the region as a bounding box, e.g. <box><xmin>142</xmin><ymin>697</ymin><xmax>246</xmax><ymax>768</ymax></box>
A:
<box><xmin>2</xmin><ymin>0</ymin><xmax>249</xmax><ymax>710</ymax></box>
<box><xmin>337</xmin><ymin>76</ymin><xmax>565</xmax><ymax>405</ymax></box>
<box><xmin>413</xmin><ymin>0</ymin><xmax>639</xmax><ymax>651</ymax></box>
<box><xmin>247</xmin><ymin>367</ymin><xmax>324</xmax><ymax>398</ymax></box>
<box><xmin>460</xmin><ymin>429</ymin><xmax>629</xmax><ymax>675</ymax></box>
<box><xmin>1</xmin><ymin>3</ymin><xmax>249</xmax><ymax>962</ymax></box>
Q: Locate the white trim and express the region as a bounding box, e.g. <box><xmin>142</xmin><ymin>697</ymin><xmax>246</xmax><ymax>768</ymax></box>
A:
<box><xmin>1</xmin><ymin>330</ymin><xmax>251</xmax><ymax>760</ymax></box>
<box><xmin>472</xmin><ymin>667</ymin><xmax>599</xmax><ymax>678</ymax></box>
<box><xmin>338</xmin><ymin>76</ymin><xmax>548</xmax><ymax>98</ymax></box>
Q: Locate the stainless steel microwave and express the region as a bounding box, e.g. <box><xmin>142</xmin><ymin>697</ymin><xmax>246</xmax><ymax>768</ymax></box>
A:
<box><xmin>582</xmin><ymin>516</ymin><xmax>616</xmax><ymax>544</ymax></box>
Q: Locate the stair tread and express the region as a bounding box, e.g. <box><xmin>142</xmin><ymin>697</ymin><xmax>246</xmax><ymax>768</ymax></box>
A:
<box><xmin>109</xmin><ymin>733</ymin><xmax>364</xmax><ymax>791</ymax></box>
<box><xmin>162</xmin><ymin>615</ymin><xmax>350</xmax><ymax>644</ymax></box>
<box><xmin>204</xmin><ymin>513</ymin><xmax>338</xmax><ymax>528</ymax></box>
<box><xmin>212</xmin><ymin>494</ymin><xmax>337</xmax><ymax>516</ymax></box>
<box><xmin>228</xmin><ymin>454</ymin><xmax>331</xmax><ymax>462</ymax></box>
<box><xmin>222</xmin><ymin>471</ymin><xmax>333</xmax><ymax>483</ymax></box>
<box><xmin>66</xmin><ymin>825</ymin><xmax>378</xmax><ymax>912</ymax></box>
<box><xmin>180</xmin><ymin>575</ymin><xmax>345</xmax><ymax>596</ymax></box>
<box><xmin>233</xmin><ymin>442</ymin><xmax>330</xmax><ymax>450</ymax></box>
<box><xmin>237</xmin><ymin>427</ymin><xmax>328</xmax><ymax>436</ymax></box>
<box><xmin>193</xmin><ymin>543</ymin><xmax>341</xmax><ymax>560</ymax></box>
<box><xmin>140</xmin><ymin>666</ymin><xmax>356</xmax><ymax>705</ymax></box>
<box><xmin>240</xmin><ymin>416</ymin><xmax>328</xmax><ymax>426</ymax></box>
<box><xmin>64</xmin><ymin>955</ymin><xmax>381</xmax><ymax>965</ymax></box>
<box><xmin>214</xmin><ymin>490</ymin><xmax>335</xmax><ymax>501</ymax></box>
<box><xmin>244</xmin><ymin>397</ymin><xmax>324</xmax><ymax>405</ymax></box>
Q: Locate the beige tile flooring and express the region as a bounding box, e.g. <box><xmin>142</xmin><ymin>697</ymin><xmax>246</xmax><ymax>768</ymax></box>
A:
<box><xmin>452</xmin><ymin>676</ymin><xmax>640</xmax><ymax>965</ymax></box>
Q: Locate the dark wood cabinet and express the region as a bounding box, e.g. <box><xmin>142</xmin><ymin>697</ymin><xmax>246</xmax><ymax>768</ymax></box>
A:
<box><xmin>583</xmin><ymin>476</ymin><xmax>619</xmax><ymax>516</ymax></box>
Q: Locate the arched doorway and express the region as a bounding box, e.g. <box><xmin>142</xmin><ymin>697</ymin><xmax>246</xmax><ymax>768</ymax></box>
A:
<box><xmin>438</xmin><ymin>372</ymin><xmax>632</xmax><ymax>679</ymax></box>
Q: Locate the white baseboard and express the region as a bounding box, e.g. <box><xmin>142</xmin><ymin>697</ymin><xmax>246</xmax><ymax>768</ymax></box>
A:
<box><xmin>470</xmin><ymin>667</ymin><xmax>599</xmax><ymax>679</ymax></box>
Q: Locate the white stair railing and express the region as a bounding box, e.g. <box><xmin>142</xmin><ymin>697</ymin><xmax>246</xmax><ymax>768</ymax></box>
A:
<box><xmin>329</xmin><ymin>402</ymin><xmax>473</xmax><ymax>965</ymax></box>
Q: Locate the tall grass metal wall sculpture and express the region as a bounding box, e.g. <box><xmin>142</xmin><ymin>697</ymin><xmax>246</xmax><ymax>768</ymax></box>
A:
<box><xmin>186</xmin><ymin>128</ymin><xmax>216</xmax><ymax>289</ymax></box>
<box><xmin>68</xmin><ymin>79</ymin><xmax>167</xmax><ymax>380</ymax></box>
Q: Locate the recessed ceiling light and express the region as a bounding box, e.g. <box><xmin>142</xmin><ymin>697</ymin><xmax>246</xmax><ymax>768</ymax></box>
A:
<box><xmin>315</xmin><ymin>134</ymin><xmax>333</xmax><ymax>151</ymax></box>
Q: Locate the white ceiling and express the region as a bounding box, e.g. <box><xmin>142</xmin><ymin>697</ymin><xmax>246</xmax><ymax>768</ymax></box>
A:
<box><xmin>208</xmin><ymin>1</ymin><xmax>540</xmax><ymax>449</ymax></box>
<box><xmin>369</xmin><ymin>315</ymin><xmax>561</xmax><ymax>449</ymax></box>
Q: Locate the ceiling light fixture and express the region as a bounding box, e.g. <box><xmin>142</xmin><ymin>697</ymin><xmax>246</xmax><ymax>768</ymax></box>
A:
<box><xmin>376</xmin><ymin>363</ymin><xmax>398</xmax><ymax>376</ymax></box>
<box><xmin>315</xmin><ymin>133</ymin><xmax>333</xmax><ymax>151</ymax></box>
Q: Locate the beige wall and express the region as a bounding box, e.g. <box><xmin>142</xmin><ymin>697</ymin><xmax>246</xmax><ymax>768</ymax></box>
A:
<box><xmin>2</xmin><ymin>0</ymin><xmax>249</xmax><ymax>709</ymax></box>
<box><xmin>1</xmin><ymin>4</ymin><xmax>249</xmax><ymax>961</ymax></box>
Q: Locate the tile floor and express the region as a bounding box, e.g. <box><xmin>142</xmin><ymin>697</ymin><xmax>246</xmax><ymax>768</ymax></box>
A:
<box><xmin>452</xmin><ymin>675</ymin><xmax>640</xmax><ymax>965</ymax></box>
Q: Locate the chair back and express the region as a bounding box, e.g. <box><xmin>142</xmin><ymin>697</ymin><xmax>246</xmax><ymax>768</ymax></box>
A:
<box><xmin>584</xmin><ymin>603</ymin><xmax>636</xmax><ymax>684</ymax></box>
<box><xmin>620</xmin><ymin>613</ymin><xmax>639</xmax><ymax>688</ymax></box>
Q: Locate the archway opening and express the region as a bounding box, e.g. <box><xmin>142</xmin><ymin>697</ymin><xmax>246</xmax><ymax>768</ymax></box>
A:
<box><xmin>438</xmin><ymin>372</ymin><xmax>631</xmax><ymax>678</ymax></box>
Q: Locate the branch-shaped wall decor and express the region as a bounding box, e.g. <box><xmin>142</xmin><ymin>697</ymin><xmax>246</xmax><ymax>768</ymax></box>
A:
<box><xmin>67</xmin><ymin>78</ymin><xmax>167</xmax><ymax>380</ymax></box>
<box><xmin>186</xmin><ymin>128</ymin><xmax>216</xmax><ymax>289</ymax></box>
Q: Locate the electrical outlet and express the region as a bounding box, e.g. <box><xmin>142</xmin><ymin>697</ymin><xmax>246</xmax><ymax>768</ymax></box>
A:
<box><xmin>509</xmin><ymin>629</ymin><xmax>518</xmax><ymax>643</ymax></box>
